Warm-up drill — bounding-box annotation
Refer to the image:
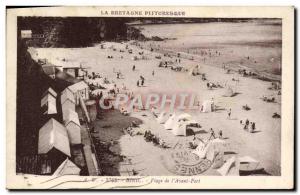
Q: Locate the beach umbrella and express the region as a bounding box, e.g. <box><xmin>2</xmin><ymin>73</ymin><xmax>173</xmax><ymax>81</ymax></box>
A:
<box><xmin>164</xmin><ymin>113</ymin><xmax>176</xmax><ymax>130</ymax></box>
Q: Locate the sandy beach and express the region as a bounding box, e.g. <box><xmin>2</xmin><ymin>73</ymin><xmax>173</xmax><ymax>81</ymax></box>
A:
<box><xmin>31</xmin><ymin>35</ymin><xmax>281</xmax><ymax>176</ymax></box>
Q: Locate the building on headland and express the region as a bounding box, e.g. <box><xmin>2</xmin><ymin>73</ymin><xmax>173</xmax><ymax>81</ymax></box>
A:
<box><xmin>20</xmin><ymin>30</ymin><xmax>32</xmax><ymax>39</ymax></box>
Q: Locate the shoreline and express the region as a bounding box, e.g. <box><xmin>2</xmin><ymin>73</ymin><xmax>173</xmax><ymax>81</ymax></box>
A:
<box><xmin>130</xmin><ymin>40</ymin><xmax>281</xmax><ymax>83</ymax></box>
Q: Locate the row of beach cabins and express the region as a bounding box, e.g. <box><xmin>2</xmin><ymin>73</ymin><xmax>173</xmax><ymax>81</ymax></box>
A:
<box><xmin>17</xmin><ymin>60</ymin><xmax>101</xmax><ymax>176</ymax></box>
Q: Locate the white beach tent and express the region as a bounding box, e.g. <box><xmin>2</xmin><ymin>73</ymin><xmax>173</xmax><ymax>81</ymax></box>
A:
<box><xmin>52</xmin><ymin>158</ymin><xmax>81</xmax><ymax>176</ymax></box>
<box><xmin>172</xmin><ymin>120</ymin><xmax>188</xmax><ymax>136</ymax></box>
<box><xmin>192</xmin><ymin>141</ymin><xmax>209</xmax><ymax>159</ymax></box>
<box><xmin>64</xmin><ymin>109</ymin><xmax>81</xmax><ymax>145</ymax></box>
<box><xmin>38</xmin><ymin>118</ymin><xmax>71</xmax><ymax>157</ymax></box>
<box><xmin>205</xmin><ymin>138</ymin><xmax>228</xmax><ymax>162</ymax></box>
<box><xmin>41</xmin><ymin>87</ymin><xmax>57</xmax><ymax>115</ymax></box>
<box><xmin>223</xmin><ymin>86</ymin><xmax>234</xmax><ymax>97</ymax></box>
<box><xmin>192</xmin><ymin>138</ymin><xmax>227</xmax><ymax>159</ymax></box>
<box><xmin>201</xmin><ymin>100</ymin><xmax>214</xmax><ymax>113</ymax></box>
<box><xmin>171</xmin><ymin>113</ymin><xmax>193</xmax><ymax>136</ymax></box>
<box><xmin>164</xmin><ymin>113</ymin><xmax>177</xmax><ymax>130</ymax></box>
<box><xmin>61</xmin><ymin>88</ymin><xmax>76</xmax><ymax>121</ymax></box>
<box><xmin>217</xmin><ymin>156</ymin><xmax>239</xmax><ymax>176</ymax></box>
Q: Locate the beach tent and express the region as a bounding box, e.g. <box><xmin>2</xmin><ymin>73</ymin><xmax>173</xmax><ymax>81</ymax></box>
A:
<box><xmin>172</xmin><ymin>119</ymin><xmax>198</xmax><ymax>136</ymax></box>
<box><xmin>61</xmin><ymin>88</ymin><xmax>76</xmax><ymax>121</ymax></box>
<box><xmin>238</xmin><ymin>156</ymin><xmax>260</xmax><ymax>172</ymax></box>
<box><xmin>217</xmin><ymin>156</ymin><xmax>239</xmax><ymax>176</ymax></box>
<box><xmin>68</xmin><ymin>81</ymin><xmax>89</xmax><ymax>105</ymax></box>
<box><xmin>188</xmin><ymin>65</ymin><xmax>201</xmax><ymax>76</ymax></box>
<box><xmin>41</xmin><ymin>87</ymin><xmax>57</xmax><ymax>115</ymax></box>
<box><xmin>172</xmin><ymin>120</ymin><xmax>188</xmax><ymax>136</ymax></box>
<box><xmin>52</xmin><ymin>158</ymin><xmax>80</xmax><ymax>176</ymax></box>
<box><xmin>192</xmin><ymin>141</ymin><xmax>209</xmax><ymax>159</ymax></box>
<box><xmin>64</xmin><ymin>109</ymin><xmax>81</xmax><ymax>144</ymax></box>
<box><xmin>205</xmin><ymin>138</ymin><xmax>228</xmax><ymax>162</ymax></box>
<box><xmin>223</xmin><ymin>86</ymin><xmax>234</xmax><ymax>97</ymax></box>
<box><xmin>157</xmin><ymin>112</ymin><xmax>170</xmax><ymax>124</ymax></box>
<box><xmin>164</xmin><ymin>113</ymin><xmax>177</xmax><ymax>130</ymax></box>
<box><xmin>38</xmin><ymin>118</ymin><xmax>71</xmax><ymax>157</ymax></box>
<box><xmin>171</xmin><ymin>113</ymin><xmax>194</xmax><ymax>136</ymax></box>
<box><xmin>201</xmin><ymin>100</ymin><xmax>214</xmax><ymax>113</ymax></box>
<box><xmin>193</xmin><ymin>138</ymin><xmax>228</xmax><ymax>159</ymax></box>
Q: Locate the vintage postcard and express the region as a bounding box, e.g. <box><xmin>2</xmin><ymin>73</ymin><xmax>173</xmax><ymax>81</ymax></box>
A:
<box><xmin>6</xmin><ymin>6</ymin><xmax>294</xmax><ymax>189</ymax></box>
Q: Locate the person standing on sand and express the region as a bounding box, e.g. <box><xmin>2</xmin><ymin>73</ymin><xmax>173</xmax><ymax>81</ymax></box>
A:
<box><xmin>141</xmin><ymin>79</ymin><xmax>144</xmax><ymax>86</ymax></box>
<box><xmin>140</xmin><ymin>76</ymin><xmax>145</xmax><ymax>86</ymax></box>
<box><xmin>218</xmin><ymin>130</ymin><xmax>223</xmax><ymax>139</ymax></box>
<box><xmin>152</xmin><ymin>70</ymin><xmax>155</xmax><ymax>76</ymax></box>
<box><xmin>244</xmin><ymin>119</ymin><xmax>249</xmax><ymax>130</ymax></box>
<box><xmin>132</xmin><ymin>65</ymin><xmax>135</xmax><ymax>71</ymax></box>
<box><xmin>137</xmin><ymin>80</ymin><xmax>140</xmax><ymax>87</ymax></box>
<box><xmin>209</xmin><ymin>128</ymin><xmax>216</xmax><ymax>140</ymax></box>
<box><xmin>251</xmin><ymin>122</ymin><xmax>256</xmax><ymax>133</ymax></box>
<box><xmin>227</xmin><ymin>109</ymin><xmax>231</xmax><ymax>119</ymax></box>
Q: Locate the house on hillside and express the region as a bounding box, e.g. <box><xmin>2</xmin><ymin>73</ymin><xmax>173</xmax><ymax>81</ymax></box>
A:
<box><xmin>20</xmin><ymin>30</ymin><xmax>32</xmax><ymax>39</ymax></box>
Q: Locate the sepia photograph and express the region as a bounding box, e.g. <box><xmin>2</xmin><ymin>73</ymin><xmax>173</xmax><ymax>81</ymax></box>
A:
<box><xmin>6</xmin><ymin>6</ymin><xmax>294</xmax><ymax>189</ymax></box>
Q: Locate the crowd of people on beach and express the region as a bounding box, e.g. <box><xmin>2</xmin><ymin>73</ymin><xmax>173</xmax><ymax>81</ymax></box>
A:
<box><xmin>240</xmin><ymin>119</ymin><xmax>256</xmax><ymax>133</ymax></box>
<box><xmin>84</xmin><ymin>42</ymin><xmax>282</xmax><ymax>165</ymax></box>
